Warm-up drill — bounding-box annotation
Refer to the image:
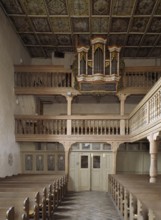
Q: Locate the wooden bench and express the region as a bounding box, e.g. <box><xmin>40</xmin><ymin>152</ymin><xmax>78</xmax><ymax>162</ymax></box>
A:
<box><xmin>0</xmin><ymin>197</ymin><xmax>30</xmax><ymax>220</ymax></box>
<box><xmin>0</xmin><ymin>178</ymin><xmax>65</xmax><ymax>212</ymax></box>
<box><xmin>0</xmin><ymin>207</ymin><xmax>15</xmax><ymax>220</ymax></box>
<box><xmin>0</xmin><ymin>174</ymin><xmax>67</xmax><ymax>220</ymax></box>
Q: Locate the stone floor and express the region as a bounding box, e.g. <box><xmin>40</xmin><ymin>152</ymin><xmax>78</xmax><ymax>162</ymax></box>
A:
<box><xmin>53</xmin><ymin>191</ymin><xmax>122</xmax><ymax>220</ymax></box>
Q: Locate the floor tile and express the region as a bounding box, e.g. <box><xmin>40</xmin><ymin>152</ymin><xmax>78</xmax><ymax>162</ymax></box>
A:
<box><xmin>52</xmin><ymin>191</ymin><xmax>122</xmax><ymax>220</ymax></box>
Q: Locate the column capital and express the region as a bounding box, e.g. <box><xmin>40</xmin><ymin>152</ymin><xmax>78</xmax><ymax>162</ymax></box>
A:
<box><xmin>147</xmin><ymin>132</ymin><xmax>160</xmax><ymax>142</ymax></box>
<box><xmin>109</xmin><ymin>141</ymin><xmax>124</xmax><ymax>152</ymax></box>
<box><xmin>65</xmin><ymin>95</ymin><xmax>73</xmax><ymax>102</ymax></box>
<box><xmin>60</xmin><ymin>141</ymin><xmax>73</xmax><ymax>151</ymax></box>
<box><xmin>117</xmin><ymin>93</ymin><xmax>128</xmax><ymax>102</ymax></box>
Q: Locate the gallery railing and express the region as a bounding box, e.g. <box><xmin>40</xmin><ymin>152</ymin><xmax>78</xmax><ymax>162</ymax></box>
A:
<box><xmin>15</xmin><ymin>74</ymin><xmax>161</xmax><ymax>140</ymax></box>
<box><xmin>118</xmin><ymin>66</ymin><xmax>161</xmax><ymax>91</ymax></box>
<box><xmin>129</xmin><ymin>77</ymin><xmax>161</xmax><ymax>137</ymax></box>
<box><xmin>14</xmin><ymin>65</ymin><xmax>161</xmax><ymax>93</ymax></box>
<box><xmin>15</xmin><ymin>115</ymin><xmax>129</xmax><ymax>136</ymax></box>
<box><xmin>14</xmin><ymin>65</ymin><xmax>72</xmax><ymax>88</ymax></box>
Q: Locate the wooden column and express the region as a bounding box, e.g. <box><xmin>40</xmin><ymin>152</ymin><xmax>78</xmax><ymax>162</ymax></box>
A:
<box><xmin>66</xmin><ymin>94</ymin><xmax>73</xmax><ymax>135</ymax></box>
<box><xmin>62</xmin><ymin>141</ymin><xmax>72</xmax><ymax>176</ymax></box>
<box><xmin>66</xmin><ymin>94</ymin><xmax>73</xmax><ymax>116</ymax></box>
<box><xmin>117</xmin><ymin>93</ymin><xmax>128</xmax><ymax>116</ymax></box>
<box><xmin>111</xmin><ymin>141</ymin><xmax>122</xmax><ymax>174</ymax></box>
<box><xmin>147</xmin><ymin>132</ymin><xmax>159</xmax><ymax>183</ymax></box>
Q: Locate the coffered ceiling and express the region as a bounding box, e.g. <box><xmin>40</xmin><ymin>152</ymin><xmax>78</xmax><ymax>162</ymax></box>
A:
<box><xmin>1</xmin><ymin>0</ymin><xmax>161</xmax><ymax>58</ymax></box>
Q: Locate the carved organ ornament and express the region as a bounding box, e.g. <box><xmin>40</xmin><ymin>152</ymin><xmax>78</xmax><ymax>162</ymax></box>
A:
<box><xmin>76</xmin><ymin>37</ymin><xmax>122</xmax><ymax>92</ymax></box>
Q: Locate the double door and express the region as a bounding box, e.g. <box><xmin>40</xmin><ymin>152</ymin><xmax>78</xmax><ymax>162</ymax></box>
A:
<box><xmin>79</xmin><ymin>153</ymin><xmax>102</xmax><ymax>191</ymax></box>
<box><xmin>69</xmin><ymin>152</ymin><xmax>112</xmax><ymax>191</ymax></box>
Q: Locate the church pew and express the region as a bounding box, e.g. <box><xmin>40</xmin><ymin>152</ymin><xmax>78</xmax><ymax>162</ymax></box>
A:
<box><xmin>108</xmin><ymin>175</ymin><xmax>161</xmax><ymax>220</ymax></box>
<box><xmin>0</xmin><ymin>188</ymin><xmax>44</xmax><ymax>220</ymax></box>
<box><xmin>3</xmin><ymin>174</ymin><xmax>67</xmax><ymax>199</ymax></box>
<box><xmin>0</xmin><ymin>184</ymin><xmax>55</xmax><ymax>219</ymax></box>
<box><xmin>0</xmin><ymin>191</ymin><xmax>40</xmax><ymax>219</ymax></box>
<box><xmin>0</xmin><ymin>197</ymin><xmax>29</xmax><ymax>220</ymax></box>
<box><xmin>2</xmin><ymin>174</ymin><xmax>67</xmax><ymax>198</ymax></box>
<box><xmin>0</xmin><ymin>175</ymin><xmax>67</xmax><ymax>219</ymax></box>
<box><xmin>0</xmin><ymin>176</ymin><xmax>67</xmax><ymax>211</ymax></box>
<box><xmin>0</xmin><ymin>207</ymin><xmax>15</xmax><ymax>220</ymax></box>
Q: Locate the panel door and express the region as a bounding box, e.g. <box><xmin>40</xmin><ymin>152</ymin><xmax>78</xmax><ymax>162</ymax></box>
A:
<box><xmin>91</xmin><ymin>154</ymin><xmax>102</xmax><ymax>191</ymax></box>
<box><xmin>78</xmin><ymin>153</ymin><xmax>91</xmax><ymax>191</ymax></box>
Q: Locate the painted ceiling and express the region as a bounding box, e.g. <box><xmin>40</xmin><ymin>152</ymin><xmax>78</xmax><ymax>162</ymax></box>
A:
<box><xmin>1</xmin><ymin>0</ymin><xmax>161</xmax><ymax>58</ymax></box>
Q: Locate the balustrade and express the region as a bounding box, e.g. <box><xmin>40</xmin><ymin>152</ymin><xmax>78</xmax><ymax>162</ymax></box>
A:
<box><xmin>15</xmin><ymin>116</ymin><xmax>129</xmax><ymax>136</ymax></box>
<box><xmin>14</xmin><ymin>65</ymin><xmax>161</xmax><ymax>93</ymax></box>
<box><xmin>15</xmin><ymin>118</ymin><xmax>67</xmax><ymax>135</ymax></box>
<box><xmin>15</xmin><ymin>71</ymin><xmax>72</xmax><ymax>88</ymax></box>
<box><xmin>71</xmin><ymin>119</ymin><xmax>121</xmax><ymax>135</ymax></box>
<box><xmin>118</xmin><ymin>67</ymin><xmax>161</xmax><ymax>91</ymax></box>
<box><xmin>129</xmin><ymin>78</ymin><xmax>161</xmax><ymax>136</ymax></box>
<box><xmin>14</xmin><ymin>78</ymin><xmax>161</xmax><ymax>139</ymax></box>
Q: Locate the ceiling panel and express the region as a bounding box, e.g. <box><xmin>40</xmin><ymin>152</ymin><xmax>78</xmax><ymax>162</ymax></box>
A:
<box><xmin>32</xmin><ymin>17</ymin><xmax>51</xmax><ymax>32</ymax></box>
<box><xmin>111</xmin><ymin>18</ymin><xmax>129</xmax><ymax>32</ymax></box>
<box><xmin>1</xmin><ymin>0</ymin><xmax>23</xmax><ymax>14</ymax></box>
<box><xmin>46</xmin><ymin>0</ymin><xmax>67</xmax><ymax>15</ymax></box>
<box><xmin>21</xmin><ymin>0</ymin><xmax>46</xmax><ymax>15</ymax></box>
<box><xmin>91</xmin><ymin>17</ymin><xmax>109</xmax><ymax>33</ymax></box>
<box><xmin>69</xmin><ymin>0</ymin><xmax>89</xmax><ymax>16</ymax></box>
<box><xmin>92</xmin><ymin>0</ymin><xmax>110</xmax><ymax>15</ymax></box>
<box><xmin>20</xmin><ymin>33</ymin><xmax>39</xmax><ymax>45</ymax></box>
<box><xmin>148</xmin><ymin>18</ymin><xmax>161</xmax><ymax>33</ymax></box>
<box><xmin>127</xmin><ymin>35</ymin><xmax>142</xmax><ymax>46</ymax></box>
<box><xmin>50</xmin><ymin>17</ymin><xmax>71</xmax><ymax>33</ymax></box>
<box><xmin>141</xmin><ymin>35</ymin><xmax>158</xmax><ymax>46</ymax></box>
<box><xmin>112</xmin><ymin>0</ymin><xmax>135</xmax><ymax>15</ymax></box>
<box><xmin>109</xmin><ymin>34</ymin><xmax>126</xmax><ymax>46</ymax></box>
<box><xmin>130</xmin><ymin>17</ymin><xmax>149</xmax><ymax>33</ymax></box>
<box><xmin>134</xmin><ymin>0</ymin><xmax>157</xmax><ymax>15</ymax></box>
<box><xmin>38</xmin><ymin>34</ymin><xmax>58</xmax><ymax>46</ymax></box>
<box><xmin>72</xmin><ymin>17</ymin><xmax>89</xmax><ymax>33</ymax></box>
<box><xmin>1</xmin><ymin>0</ymin><xmax>161</xmax><ymax>58</ymax></box>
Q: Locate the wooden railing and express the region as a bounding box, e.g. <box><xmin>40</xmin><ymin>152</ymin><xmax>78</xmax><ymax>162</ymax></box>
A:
<box><xmin>129</xmin><ymin>77</ymin><xmax>161</xmax><ymax>138</ymax></box>
<box><xmin>14</xmin><ymin>65</ymin><xmax>161</xmax><ymax>141</ymax></box>
<box><xmin>15</xmin><ymin>117</ymin><xmax>67</xmax><ymax>135</ymax></box>
<box><xmin>14</xmin><ymin>65</ymin><xmax>72</xmax><ymax>88</ymax></box>
<box><xmin>14</xmin><ymin>66</ymin><xmax>161</xmax><ymax>93</ymax></box>
<box><xmin>15</xmin><ymin>75</ymin><xmax>161</xmax><ymax>140</ymax></box>
<box><xmin>15</xmin><ymin>115</ymin><xmax>129</xmax><ymax>136</ymax></box>
<box><xmin>118</xmin><ymin>66</ymin><xmax>161</xmax><ymax>91</ymax></box>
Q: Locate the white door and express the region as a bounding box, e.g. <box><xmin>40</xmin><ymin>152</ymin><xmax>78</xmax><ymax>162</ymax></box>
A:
<box><xmin>91</xmin><ymin>154</ymin><xmax>102</xmax><ymax>191</ymax></box>
<box><xmin>69</xmin><ymin>151</ymin><xmax>112</xmax><ymax>192</ymax></box>
<box><xmin>78</xmin><ymin>153</ymin><xmax>102</xmax><ymax>191</ymax></box>
<box><xmin>79</xmin><ymin>153</ymin><xmax>91</xmax><ymax>191</ymax></box>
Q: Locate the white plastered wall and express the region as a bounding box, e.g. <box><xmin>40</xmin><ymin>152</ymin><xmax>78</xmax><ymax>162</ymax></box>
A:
<box><xmin>0</xmin><ymin>8</ymin><xmax>31</xmax><ymax>177</ymax></box>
